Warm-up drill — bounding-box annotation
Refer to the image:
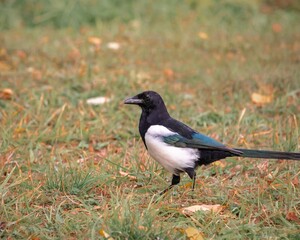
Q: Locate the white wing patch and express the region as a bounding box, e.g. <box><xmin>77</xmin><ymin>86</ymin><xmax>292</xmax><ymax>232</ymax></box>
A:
<box><xmin>145</xmin><ymin>125</ymin><xmax>198</xmax><ymax>174</ymax></box>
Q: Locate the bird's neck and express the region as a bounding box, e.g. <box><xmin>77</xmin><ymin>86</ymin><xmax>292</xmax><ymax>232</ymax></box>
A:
<box><xmin>139</xmin><ymin>106</ymin><xmax>170</xmax><ymax>144</ymax></box>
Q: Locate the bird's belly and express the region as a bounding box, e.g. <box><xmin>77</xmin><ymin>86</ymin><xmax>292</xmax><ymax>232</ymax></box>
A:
<box><xmin>145</xmin><ymin>134</ymin><xmax>198</xmax><ymax>174</ymax></box>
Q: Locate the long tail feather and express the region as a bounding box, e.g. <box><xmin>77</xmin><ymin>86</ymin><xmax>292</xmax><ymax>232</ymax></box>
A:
<box><xmin>234</xmin><ymin>148</ymin><xmax>300</xmax><ymax>160</ymax></box>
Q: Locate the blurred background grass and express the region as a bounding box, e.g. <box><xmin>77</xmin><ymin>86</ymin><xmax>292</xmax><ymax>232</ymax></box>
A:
<box><xmin>1</xmin><ymin>0</ymin><xmax>300</xmax><ymax>30</ymax></box>
<box><xmin>1</xmin><ymin>0</ymin><xmax>300</xmax><ymax>239</ymax></box>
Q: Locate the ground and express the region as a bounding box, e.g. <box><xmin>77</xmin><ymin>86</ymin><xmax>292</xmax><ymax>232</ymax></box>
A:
<box><xmin>0</xmin><ymin>1</ymin><xmax>300</xmax><ymax>239</ymax></box>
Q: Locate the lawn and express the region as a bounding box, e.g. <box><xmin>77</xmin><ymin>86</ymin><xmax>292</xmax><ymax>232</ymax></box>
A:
<box><xmin>0</xmin><ymin>1</ymin><xmax>300</xmax><ymax>239</ymax></box>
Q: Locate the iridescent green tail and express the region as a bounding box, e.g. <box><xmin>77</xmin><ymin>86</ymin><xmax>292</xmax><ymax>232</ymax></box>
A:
<box><xmin>234</xmin><ymin>148</ymin><xmax>300</xmax><ymax>160</ymax></box>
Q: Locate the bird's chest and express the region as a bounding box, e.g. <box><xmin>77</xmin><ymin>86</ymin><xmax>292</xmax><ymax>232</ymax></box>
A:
<box><xmin>144</xmin><ymin>126</ymin><xmax>198</xmax><ymax>174</ymax></box>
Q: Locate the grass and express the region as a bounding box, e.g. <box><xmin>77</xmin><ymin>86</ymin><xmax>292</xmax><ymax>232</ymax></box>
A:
<box><xmin>1</xmin><ymin>0</ymin><xmax>300</xmax><ymax>239</ymax></box>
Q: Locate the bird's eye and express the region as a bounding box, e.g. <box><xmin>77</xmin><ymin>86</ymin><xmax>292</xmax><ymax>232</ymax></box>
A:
<box><xmin>145</xmin><ymin>94</ymin><xmax>151</xmax><ymax>102</ymax></box>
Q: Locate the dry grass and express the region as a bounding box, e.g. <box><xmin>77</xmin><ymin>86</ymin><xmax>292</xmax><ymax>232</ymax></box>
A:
<box><xmin>1</xmin><ymin>1</ymin><xmax>300</xmax><ymax>239</ymax></box>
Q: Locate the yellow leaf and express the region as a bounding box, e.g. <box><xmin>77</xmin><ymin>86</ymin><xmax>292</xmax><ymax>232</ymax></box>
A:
<box><xmin>182</xmin><ymin>204</ymin><xmax>223</xmax><ymax>216</ymax></box>
<box><xmin>88</xmin><ymin>37</ymin><xmax>102</xmax><ymax>46</ymax></box>
<box><xmin>14</xmin><ymin>127</ymin><xmax>26</xmax><ymax>134</ymax></box>
<box><xmin>0</xmin><ymin>61</ymin><xmax>11</xmax><ymax>71</ymax></box>
<box><xmin>198</xmin><ymin>32</ymin><xmax>208</xmax><ymax>40</ymax></box>
<box><xmin>185</xmin><ymin>227</ymin><xmax>204</xmax><ymax>240</ymax></box>
<box><xmin>0</xmin><ymin>88</ymin><xmax>13</xmax><ymax>100</ymax></box>
<box><xmin>99</xmin><ymin>229</ymin><xmax>114</xmax><ymax>240</ymax></box>
<box><xmin>212</xmin><ymin>161</ymin><xmax>226</xmax><ymax>168</ymax></box>
<box><xmin>251</xmin><ymin>92</ymin><xmax>273</xmax><ymax>105</ymax></box>
<box><xmin>119</xmin><ymin>170</ymin><xmax>137</xmax><ymax>180</ymax></box>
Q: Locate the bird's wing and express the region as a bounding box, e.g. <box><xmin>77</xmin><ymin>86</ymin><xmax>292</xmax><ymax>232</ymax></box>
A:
<box><xmin>163</xmin><ymin>132</ymin><xmax>226</xmax><ymax>150</ymax></box>
<box><xmin>161</xmin><ymin>117</ymin><xmax>242</xmax><ymax>155</ymax></box>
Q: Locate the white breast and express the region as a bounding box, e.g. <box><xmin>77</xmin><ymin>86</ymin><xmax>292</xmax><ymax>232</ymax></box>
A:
<box><xmin>145</xmin><ymin>125</ymin><xmax>198</xmax><ymax>174</ymax></box>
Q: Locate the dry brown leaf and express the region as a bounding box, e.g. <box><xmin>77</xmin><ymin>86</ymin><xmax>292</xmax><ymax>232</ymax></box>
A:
<box><xmin>164</xmin><ymin>68</ymin><xmax>174</xmax><ymax>78</ymax></box>
<box><xmin>0</xmin><ymin>61</ymin><xmax>11</xmax><ymax>71</ymax></box>
<box><xmin>272</xmin><ymin>23</ymin><xmax>282</xmax><ymax>33</ymax></box>
<box><xmin>78</xmin><ymin>61</ymin><xmax>87</xmax><ymax>77</ymax></box>
<box><xmin>286</xmin><ymin>212</ymin><xmax>300</xmax><ymax>223</ymax></box>
<box><xmin>182</xmin><ymin>204</ymin><xmax>223</xmax><ymax>216</ymax></box>
<box><xmin>88</xmin><ymin>37</ymin><xmax>102</xmax><ymax>46</ymax></box>
<box><xmin>198</xmin><ymin>32</ymin><xmax>208</xmax><ymax>40</ymax></box>
<box><xmin>16</xmin><ymin>50</ymin><xmax>27</xmax><ymax>60</ymax></box>
<box><xmin>0</xmin><ymin>88</ymin><xmax>13</xmax><ymax>100</ymax></box>
<box><xmin>0</xmin><ymin>48</ymin><xmax>8</xmax><ymax>57</ymax></box>
<box><xmin>30</xmin><ymin>237</ymin><xmax>40</xmax><ymax>240</ymax></box>
<box><xmin>68</xmin><ymin>49</ymin><xmax>81</xmax><ymax>62</ymax></box>
<box><xmin>27</xmin><ymin>67</ymin><xmax>43</xmax><ymax>80</ymax></box>
<box><xmin>251</xmin><ymin>92</ymin><xmax>273</xmax><ymax>105</ymax></box>
<box><xmin>292</xmin><ymin>176</ymin><xmax>299</xmax><ymax>186</ymax></box>
<box><xmin>184</xmin><ymin>227</ymin><xmax>204</xmax><ymax>240</ymax></box>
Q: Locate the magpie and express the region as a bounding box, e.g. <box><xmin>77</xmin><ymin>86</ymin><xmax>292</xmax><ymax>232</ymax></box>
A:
<box><xmin>124</xmin><ymin>90</ymin><xmax>300</xmax><ymax>194</ymax></box>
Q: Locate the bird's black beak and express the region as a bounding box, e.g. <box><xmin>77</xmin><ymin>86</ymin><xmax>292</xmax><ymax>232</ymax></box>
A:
<box><xmin>124</xmin><ymin>95</ymin><xmax>143</xmax><ymax>105</ymax></box>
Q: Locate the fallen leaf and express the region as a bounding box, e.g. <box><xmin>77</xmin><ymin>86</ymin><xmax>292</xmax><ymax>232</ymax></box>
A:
<box><xmin>86</xmin><ymin>96</ymin><xmax>111</xmax><ymax>105</ymax></box>
<box><xmin>99</xmin><ymin>229</ymin><xmax>114</xmax><ymax>240</ymax></box>
<box><xmin>182</xmin><ymin>204</ymin><xmax>223</xmax><ymax>216</ymax></box>
<box><xmin>184</xmin><ymin>227</ymin><xmax>204</xmax><ymax>240</ymax></box>
<box><xmin>119</xmin><ymin>170</ymin><xmax>137</xmax><ymax>180</ymax></box>
<box><xmin>0</xmin><ymin>48</ymin><xmax>8</xmax><ymax>57</ymax></box>
<box><xmin>0</xmin><ymin>88</ymin><xmax>13</xmax><ymax>100</ymax></box>
<box><xmin>251</xmin><ymin>92</ymin><xmax>273</xmax><ymax>105</ymax></box>
<box><xmin>88</xmin><ymin>37</ymin><xmax>102</xmax><ymax>46</ymax></box>
<box><xmin>68</xmin><ymin>49</ymin><xmax>81</xmax><ymax>62</ymax></box>
<box><xmin>107</xmin><ymin>42</ymin><xmax>120</xmax><ymax>50</ymax></box>
<box><xmin>272</xmin><ymin>23</ymin><xmax>282</xmax><ymax>33</ymax></box>
<box><xmin>164</xmin><ymin>68</ymin><xmax>174</xmax><ymax>78</ymax></box>
<box><xmin>292</xmin><ymin>176</ymin><xmax>299</xmax><ymax>186</ymax></box>
<box><xmin>77</xmin><ymin>61</ymin><xmax>87</xmax><ymax>77</ymax></box>
<box><xmin>138</xmin><ymin>225</ymin><xmax>148</xmax><ymax>231</ymax></box>
<box><xmin>14</xmin><ymin>127</ymin><xmax>26</xmax><ymax>134</ymax></box>
<box><xmin>0</xmin><ymin>61</ymin><xmax>11</xmax><ymax>71</ymax></box>
<box><xmin>169</xmin><ymin>104</ymin><xmax>176</xmax><ymax>110</ymax></box>
<box><xmin>286</xmin><ymin>212</ymin><xmax>300</xmax><ymax>223</ymax></box>
<box><xmin>198</xmin><ymin>32</ymin><xmax>208</xmax><ymax>40</ymax></box>
<box><xmin>16</xmin><ymin>50</ymin><xmax>27</xmax><ymax>60</ymax></box>
<box><xmin>30</xmin><ymin>236</ymin><xmax>40</xmax><ymax>240</ymax></box>
<box><xmin>27</xmin><ymin>67</ymin><xmax>42</xmax><ymax>80</ymax></box>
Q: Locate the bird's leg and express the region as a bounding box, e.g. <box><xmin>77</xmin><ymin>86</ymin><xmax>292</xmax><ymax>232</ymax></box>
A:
<box><xmin>160</xmin><ymin>174</ymin><xmax>180</xmax><ymax>195</ymax></box>
<box><xmin>192</xmin><ymin>174</ymin><xmax>196</xmax><ymax>190</ymax></box>
<box><xmin>185</xmin><ymin>168</ymin><xmax>196</xmax><ymax>190</ymax></box>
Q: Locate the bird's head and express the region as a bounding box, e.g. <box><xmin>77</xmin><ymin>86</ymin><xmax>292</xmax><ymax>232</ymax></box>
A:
<box><xmin>124</xmin><ymin>91</ymin><xmax>166</xmax><ymax>112</ymax></box>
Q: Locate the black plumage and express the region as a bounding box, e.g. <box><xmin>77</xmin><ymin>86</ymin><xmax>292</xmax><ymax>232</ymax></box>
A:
<box><xmin>124</xmin><ymin>90</ymin><xmax>300</xmax><ymax>193</ymax></box>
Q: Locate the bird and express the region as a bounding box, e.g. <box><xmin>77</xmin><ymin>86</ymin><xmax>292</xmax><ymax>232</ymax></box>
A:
<box><xmin>124</xmin><ymin>90</ymin><xmax>300</xmax><ymax>194</ymax></box>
